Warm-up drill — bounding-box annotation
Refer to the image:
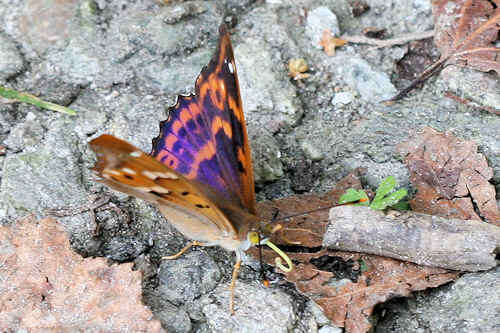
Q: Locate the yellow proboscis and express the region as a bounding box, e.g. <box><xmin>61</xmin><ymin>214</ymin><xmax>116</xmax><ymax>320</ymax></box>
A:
<box><xmin>248</xmin><ymin>231</ymin><xmax>293</xmax><ymax>272</ymax></box>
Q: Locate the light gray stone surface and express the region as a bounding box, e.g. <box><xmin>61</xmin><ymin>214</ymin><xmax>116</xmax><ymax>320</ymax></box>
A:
<box><xmin>306</xmin><ymin>6</ymin><xmax>341</xmax><ymax>48</ymax></box>
<box><xmin>376</xmin><ymin>267</ymin><xmax>500</xmax><ymax>333</ymax></box>
<box><xmin>201</xmin><ymin>282</ymin><xmax>296</xmax><ymax>332</ymax></box>
<box><xmin>0</xmin><ymin>32</ymin><xmax>23</xmax><ymax>80</ymax></box>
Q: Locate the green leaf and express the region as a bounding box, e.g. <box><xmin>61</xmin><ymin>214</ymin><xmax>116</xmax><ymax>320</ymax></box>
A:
<box><xmin>358</xmin><ymin>259</ymin><xmax>368</xmax><ymax>272</ymax></box>
<box><xmin>370</xmin><ymin>188</ymin><xmax>408</xmax><ymax>210</ymax></box>
<box><xmin>372</xmin><ymin>176</ymin><xmax>396</xmax><ymax>203</ymax></box>
<box><xmin>0</xmin><ymin>86</ymin><xmax>76</xmax><ymax>115</ymax></box>
<box><xmin>339</xmin><ymin>189</ymin><xmax>368</xmax><ymax>204</ymax></box>
<box><xmin>391</xmin><ymin>200</ymin><xmax>410</xmax><ymax>211</ymax></box>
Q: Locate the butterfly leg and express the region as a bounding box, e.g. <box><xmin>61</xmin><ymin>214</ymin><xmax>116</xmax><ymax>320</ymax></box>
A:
<box><xmin>229</xmin><ymin>258</ymin><xmax>242</xmax><ymax>315</ymax></box>
<box><xmin>162</xmin><ymin>241</ymin><xmax>208</xmax><ymax>260</ymax></box>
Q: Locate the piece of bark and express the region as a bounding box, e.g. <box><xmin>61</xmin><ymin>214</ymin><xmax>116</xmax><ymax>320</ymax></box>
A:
<box><xmin>324</xmin><ymin>206</ymin><xmax>500</xmax><ymax>272</ymax></box>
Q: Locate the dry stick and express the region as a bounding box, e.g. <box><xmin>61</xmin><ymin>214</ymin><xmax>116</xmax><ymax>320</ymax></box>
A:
<box><xmin>339</xmin><ymin>30</ymin><xmax>436</xmax><ymax>103</ymax></box>
<box><xmin>341</xmin><ymin>30</ymin><xmax>434</xmax><ymax>48</ymax></box>
<box><xmin>387</xmin><ymin>46</ymin><xmax>500</xmax><ymax>102</ymax></box>
<box><xmin>445</xmin><ymin>91</ymin><xmax>500</xmax><ymax>115</ymax></box>
<box><xmin>324</xmin><ymin>206</ymin><xmax>500</xmax><ymax>272</ymax></box>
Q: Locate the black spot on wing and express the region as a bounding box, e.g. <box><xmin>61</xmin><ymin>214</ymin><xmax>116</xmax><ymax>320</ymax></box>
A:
<box><xmin>237</xmin><ymin>161</ymin><xmax>245</xmax><ymax>173</ymax></box>
<box><xmin>195</xmin><ymin>204</ymin><xmax>210</xmax><ymax>209</ymax></box>
<box><xmin>150</xmin><ymin>191</ymin><xmax>166</xmax><ymax>197</ymax></box>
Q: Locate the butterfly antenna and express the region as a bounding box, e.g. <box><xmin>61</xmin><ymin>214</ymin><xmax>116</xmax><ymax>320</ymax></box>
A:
<box><xmin>270</xmin><ymin>199</ymin><xmax>367</xmax><ymax>223</ymax></box>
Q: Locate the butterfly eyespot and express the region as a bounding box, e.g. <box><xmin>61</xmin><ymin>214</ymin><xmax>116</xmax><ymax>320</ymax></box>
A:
<box><xmin>130</xmin><ymin>151</ymin><xmax>142</xmax><ymax>157</ymax></box>
<box><xmin>121</xmin><ymin>167</ymin><xmax>137</xmax><ymax>175</ymax></box>
<box><xmin>181</xmin><ymin>192</ymin><xmax>189</xmax><ymax>196</ymax></box>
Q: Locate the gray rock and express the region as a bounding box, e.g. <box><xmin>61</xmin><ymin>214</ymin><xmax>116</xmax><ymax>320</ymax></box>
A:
<box><xmin>142</xmin><ymin>2</ymin><xmax>219</xmax><ymax>56</ymax></box>
<box><xmin>301</xmin><ymin>141</ymin><xmax>324</xmax><ymax>161</ymax></box>
<box><xmin>157</xmin><ymin>251</ymin><xmax>221</xmax><ymax>305</ymax></box>
<box><xmin>161</xmin><ymin>1</ymin><xmax>208</xmax><ymax>25</ymax></box>
<box><xmin>306</xmin><ymin>7</ymin><xmax>341</xmax><ymax>48</ymax></box>
<box><xmin>376</xmin><ymin>267</ymin><xmax>500</xmax><ymax>333</ymax></box>
<box><xmin>236</xmin><ymin>37</ymin><xmax>303</xmax><ymax>132</ymax></box>
<box><xmin>439</xmin><ymin>66</ymin><xmax>500</xmax><ymax>111</ymax></box>
<box><xmin>331</xmin><ymin>91</ymin><xmax>355</xmax><ymax>107</ymax></box>
<box><xmin>0</xmin><ymin>117</ymin><xmax>87</xmax><ymax>221</ymax></box>
<box><xmin>251</xmin><ymin>128</ymin><xmax>284</xmax><ymax>183</ymax></box>
<box><xmin>157</xmin><ymin>302</ymin><xmax>191</xmax><ymax>333</ymax></box>
<box><xmin>337</xmin><ymin>56</ymin><xmax>397</xmax><ymax>102</ymax></box>
<box><xmin>143</xmin><ymin>287</ymin><xmax>192</xmax><ymax>333</ymax></box>
<box><xmin>0</xmin><ymin>32</ymin><xmax>23</xmax><ymax>79</ymax></box>
<box><xmin>16</xmin><ymin>0</ymin><xmax>80</xmax><ymax>56</ymax></box>
<box><xmin>3</xmin><ymin>112</ymin><xmax>44</xmax><ymax>152</ymax></box>
<box><xmin>202</xmin><ymin>282</ymin><xmax>296</xmax><ymax>332</ymax></box>
<box><xmin>137</xmin><ymin>49</ymin><xmax>211</xmax><ymax>95</ymax></box>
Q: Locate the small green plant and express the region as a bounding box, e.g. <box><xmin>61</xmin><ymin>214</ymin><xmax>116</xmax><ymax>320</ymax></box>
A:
<box><xmin>0</xmin><ymin>85</ymin><xmax>76</xmax><ymax>115</ymax></box>
<box><xmin>339</xmin><ymin>176</ymin><xmax>409</xmax><ymax>210</ymax></box>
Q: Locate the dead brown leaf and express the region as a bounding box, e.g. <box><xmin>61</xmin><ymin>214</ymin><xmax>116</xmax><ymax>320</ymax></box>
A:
<box><xmin>279</xmin><ymin>250</ymin><xmax>455</xmax><ymax>333</ymax></box>
<box><xmin>433</xmin><ymin>0</ymin><xmax>500</xmax><ymax>73</ymax></box>
<box><xmin>257</xmin><ymin>170</ymin><xmax>364</xmax><ymax>248</ymax></box>
<box><xmin>251</xmin><ymin>171</ymin><xmax>457</xmax><ymax>332</ymax></box>
<box><xmin>397</xmin><ymin>127</ymin><xmax>500</xmax><ymax>226</ymax></box>
<box><xmin>389</xmin><ymin>0</ymin><xmax>499</xmax><ymax>102</ymax></box>
<box><xmin>0</xmin><ymin>217</ymin><xmax>165</xmax><ymax>332</ymax></box>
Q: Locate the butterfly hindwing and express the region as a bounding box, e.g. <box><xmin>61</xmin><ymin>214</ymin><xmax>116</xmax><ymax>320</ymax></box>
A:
<box><xmin>151</xmin><ymin>24</ymin><xmax>256</xmax><ymax>214</ymax></box>
<box><xmin>90</xmin><ymin>134</ymin><xmax>237</xmax><ymax>240</ymax></box>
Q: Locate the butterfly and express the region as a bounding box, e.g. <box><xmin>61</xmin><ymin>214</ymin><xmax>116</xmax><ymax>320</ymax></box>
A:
<box><xmin>89</xmin><ymin>24</ymin><xmax>292</xmax><ymax>313</ymax></box>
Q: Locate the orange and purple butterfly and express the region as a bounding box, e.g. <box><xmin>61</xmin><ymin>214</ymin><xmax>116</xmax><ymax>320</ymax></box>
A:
<box><xmin>89</xmin><ymin>24</ymin><xmax>292</xmax><ymax>313</ymax></box>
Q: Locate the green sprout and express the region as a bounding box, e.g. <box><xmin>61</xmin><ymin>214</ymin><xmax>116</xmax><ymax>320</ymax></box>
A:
<box><xmin>339</xmin><ymin>176</ymin><xmax>409</xmax><ymax>210</ymax></box>
<box><xmin>0</xmin><ymin>85</ymin><xmax>76</xmax><ymax>115</ymax></box>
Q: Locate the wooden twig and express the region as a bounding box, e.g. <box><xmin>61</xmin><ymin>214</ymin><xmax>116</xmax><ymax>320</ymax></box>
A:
<box><xmin>341</xmin><ymin>30</ymin><xmax>434</xmax><ymax>48</ymax></box>
<box><xmin>444</xmin><ymin>91</ymin><xmax>500</xmax><ymax>115</ymax></box>
<box><xmin>324</xmin><ymin>206</ymin><xmax>500</xmax><ymax>272</ymax></box>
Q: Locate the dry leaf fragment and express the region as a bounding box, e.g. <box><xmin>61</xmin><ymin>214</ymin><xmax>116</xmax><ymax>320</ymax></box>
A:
<box><xmin>389</xmin><ymin>0</ymin><xmax>499</xmax><ymax>102</ymax></box>
<box><xmin>257</xmin><ymin>248</ymin><xmax>456</xmax><ymax>333</ymax></box>
<box><xmin>250</xmin><ymin>171</ymin><xmax>457</xmax><ymax>332</ymax></box>
<box><xmin>319</xmin><ymin>29</ymin><xmax>347</xmax><ymax>56</ymax></box>
<box><xmin>0</xmin><ymin>217</ymin><xmax>165</xmax><ymax>332</ymax></box>
<box><xmin>397</xmin><ymin>127</ymin><xmax>500</xmax><ymax>225</ymax></box>
<box><xmin>433</xmin><ymin>0</ymin><xmax>500</xmax><ymax>73</ymax></box>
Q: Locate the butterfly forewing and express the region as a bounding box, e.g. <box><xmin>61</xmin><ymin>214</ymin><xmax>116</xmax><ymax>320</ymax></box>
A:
<box><xmin>90</xmin><ymin>134</ymin><xmax>237</xmax><ymax>238</ymax></box>
<box><xmin>151</xmin><ymin>25</ymin><xmax>256</xmax><ymax>215</ymax></box>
